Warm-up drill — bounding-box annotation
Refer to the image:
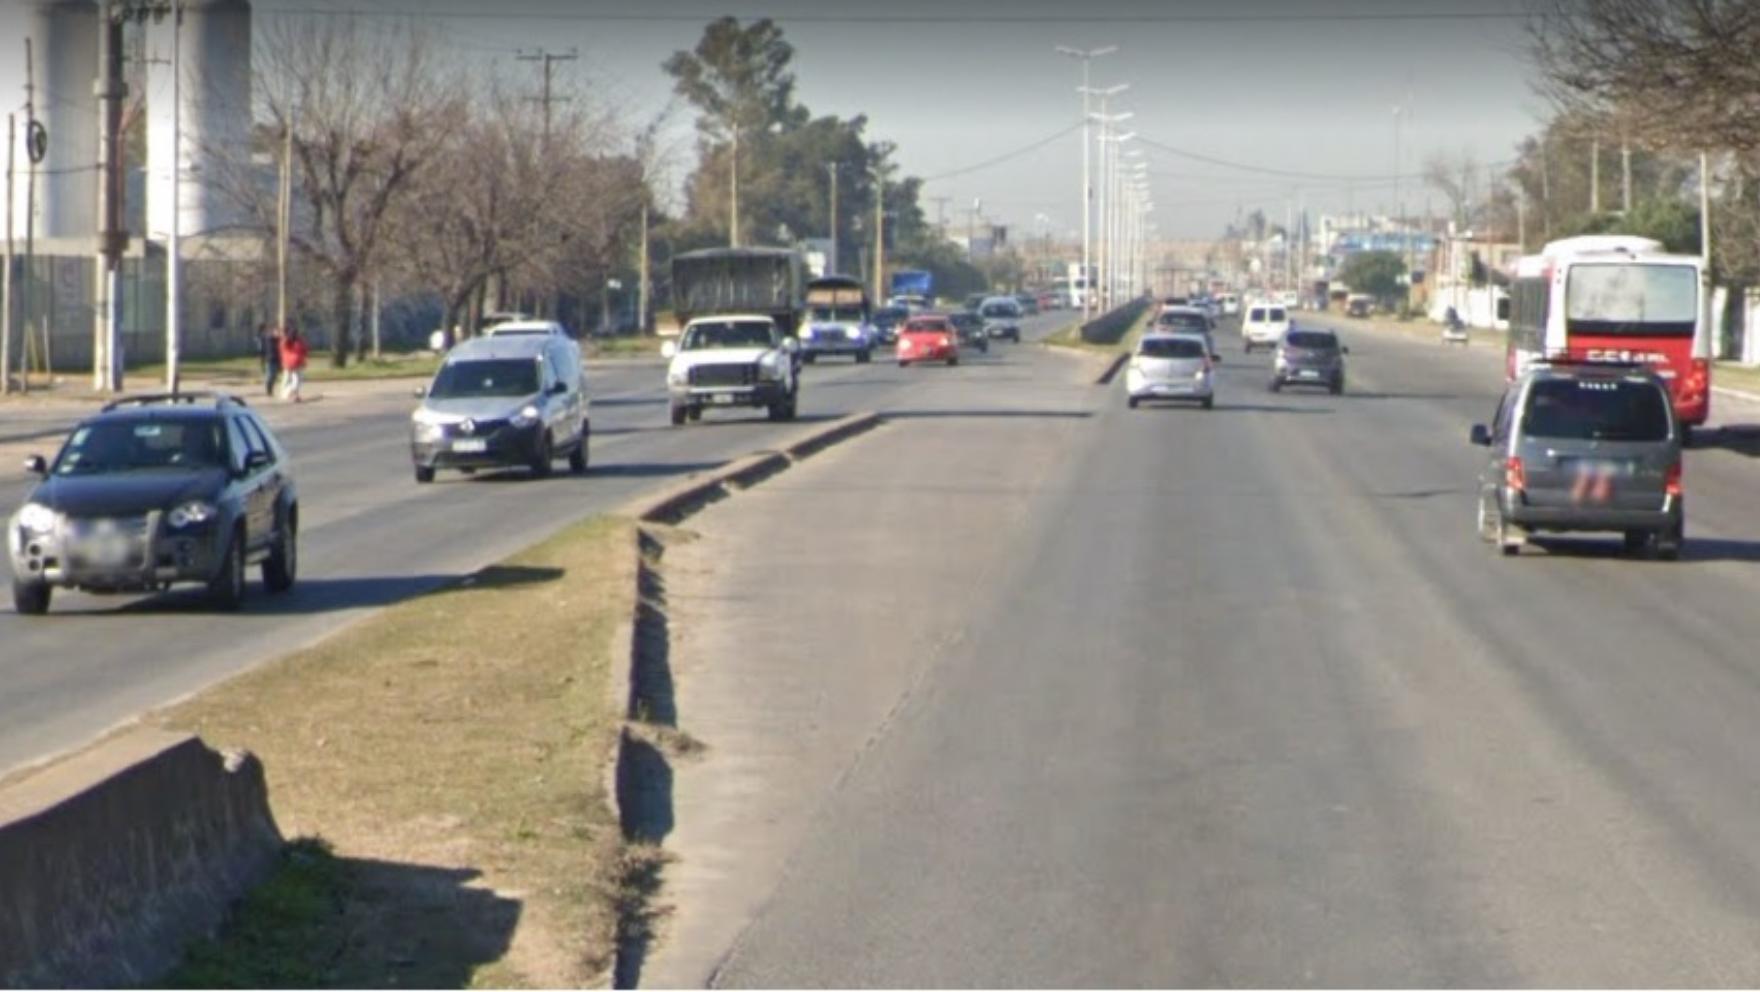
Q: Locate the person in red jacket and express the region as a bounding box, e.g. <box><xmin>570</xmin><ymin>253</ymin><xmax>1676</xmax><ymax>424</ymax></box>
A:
<box><xmin>278</xmin><ymin>324</ymin><xmax>309</xmax><ymax>403</ymax></box>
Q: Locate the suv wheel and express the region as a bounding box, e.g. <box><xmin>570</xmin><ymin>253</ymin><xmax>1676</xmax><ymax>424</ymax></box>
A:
<box><xmin>530</xmin><ymin>431</ymin><xmax>555</xmax><ymax>478</ymax></box>
<box><xmin>857</xmin><ymin>350</ymin><xmax>872</xmax><ymax>364</ymax></box>
<box><xmin>12</xmin><ymin>580</ymin><xmax>50</xmax><ymax>615</ymax></box>
<box><xmin>670</xmin><ymin>403</ymin><xmax>688</xmax><ymax>427</ymax></box>
<box><xmin>1269</xmin><ymin>378</ymin><xmax>1282</xmax><ymax>393</ymax></box>
<box><xmin>414</xmin><ymin>465</ymin><xmax>435</xmax><ymax>484</ymax></box>
<box><xmin>263</xmin><ymin>513</ymin><xmax>297</xmax><ymax>594</ymax></box>
<box><xmin>208</xmin><ymin>529</ymin><xmax>247</xmax><ymax>610</ymax></box>
<box><xmin>569</xmin><ymin>428</ymin><xmax>590</xmax><ymax>475</ymax></box>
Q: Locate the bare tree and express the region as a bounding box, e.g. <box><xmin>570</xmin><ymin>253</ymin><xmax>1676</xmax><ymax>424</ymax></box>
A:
<box><xmin>1423</xmin><ymin>149</ymin><xmax>1481</xmax><ymax>230</ymax></box>
<box><xmin>235</xmin><ymin>14</ymin><xmax>460</xmax><ymax>366</ymax></box>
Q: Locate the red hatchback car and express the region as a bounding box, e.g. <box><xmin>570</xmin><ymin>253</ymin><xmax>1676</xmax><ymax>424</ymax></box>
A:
<box><xmin>897</xmin><ymin>314</ymin><xmax>960</xmax><ymax>367</ymax></box>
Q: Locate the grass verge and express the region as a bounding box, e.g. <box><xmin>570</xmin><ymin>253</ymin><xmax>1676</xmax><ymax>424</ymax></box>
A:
<box><xmin>129</xmin><ymin>351</ymin><xmax>444</xmax><ymax>384</ymax></box>
<box><xmin>155</xmin><ymin>514</ymin><xmax>637</xmax><ymax>989</ymax></box>
<box><xmin>585</xmin><ymin>335</ymin><xmax>665</xmax><ymax>359</ymax></box>
<box><xmin>1714</xmin><ymin>361</ymin><xmax>1760</xmax><ymax>396</ymax></box>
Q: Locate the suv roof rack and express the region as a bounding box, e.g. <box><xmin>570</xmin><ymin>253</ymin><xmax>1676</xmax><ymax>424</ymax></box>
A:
<box><xmin>101</xmin><ymin>391</ymin><xmax>248</xmax><ymax>413</ymax></box>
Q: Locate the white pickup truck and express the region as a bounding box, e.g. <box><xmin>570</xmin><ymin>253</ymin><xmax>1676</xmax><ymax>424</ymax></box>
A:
<box><xmin>662</xmin><ymin>315</ymin><xmax>800</xmax><ymax>425</ymax></box>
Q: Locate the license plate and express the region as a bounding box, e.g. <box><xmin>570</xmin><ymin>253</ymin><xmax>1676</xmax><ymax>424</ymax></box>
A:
<box><xmin>713</xmin><ymin>392</ymin><xmax>736</xmax><ymax>404</ymax></box>
<box><xmin>1297</xmin><ymin>369</ymin><xmax>1320</xmax><ymax>378</ymax></box>
<box><xmin>76</xmin><ymin>536</ymin><xmax>133</xmax><ymax>567</ymax></box>
<box><xmin>452</xmin><ymin>438</ymin><xmax>487</xmax><ymax>453</ymax></box>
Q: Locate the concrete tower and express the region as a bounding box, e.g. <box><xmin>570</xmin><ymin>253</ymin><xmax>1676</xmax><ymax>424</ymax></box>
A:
<box><xmin>146</xmin><ymin>0</ymin><xmax>251</xmax><ymax>238</ymax></box>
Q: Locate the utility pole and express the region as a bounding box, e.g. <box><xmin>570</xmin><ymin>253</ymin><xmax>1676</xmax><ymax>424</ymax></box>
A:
<box><xmin>872</xmin><ymin>172</ymin><xmax>885</xmax><ymax>304</ymax></box>
<box><xmin>94</xmin><ymin>5</ymin><xmax>128</xmax><ymax>393</ymax></box>
<box><xmin>516</xmin><ymin>47</ymin><xmax>577</xmax><ymax>146</ymax></box>
<box><xmin>1056</xmin><ymin>45</ymin><xmax>1117</xmax><ymax>319</ymax></box>
<box><xmin>1621</xmin><ymin>141</ymin><xmax>1632</xmax><ymax>215</ymax></box>
<box><xmin>166</xmin><ymin>0</ymin><xmax>182</xmax><ymax>392</ymax></box>
<box><xmin>23</xmin><ymin>38</ymin><xmax>38</xmax><ymax>388</ymax></box>
<box><xmin>826</xmin><ymin>162</ymin><xmax>839</xmax><ymax>275</ymax></box>
<box><xmin>1590</xmin><ymin>137</ymin><xmax>1600</xmax><ymax>214</ymax></box>
<box><xmin>638</xmin><ymin>200</ymin><xmax>650</xmax><ymax>333</ymax></box>
<box><xmin>3</xmin><ymin>113</ymin><xmax>14</xmax><ymax>395</ymax></box>
<box><xmin>276</xmin><ymin>108</ymin><xmax>293</xmax><ymax>332</ymax></box>
<box><xmin>729</xmin><ymin>124</ymin><xmax>739</xmax><ymax>247</ymax></box>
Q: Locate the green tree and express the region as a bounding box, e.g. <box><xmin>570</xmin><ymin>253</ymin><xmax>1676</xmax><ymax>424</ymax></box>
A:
<box><xmin>1558</xmin><ymin>197</ymin><xmax>1701</xmax><ymax>255</ymax></box>
<box><xmin>1337</xmin><ymin>250</ymin><xmax>1406</xmax><ymax>305</ymax></box>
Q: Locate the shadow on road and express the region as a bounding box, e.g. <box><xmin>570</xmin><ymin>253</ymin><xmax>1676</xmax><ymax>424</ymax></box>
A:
<box><xmin>1693</xmin><ymin>425</ymin><xmax>1760</xmax><ymax>458</ymax></box>
<box><xmin>1200</xmin><ymin>403</ymin><xmax>1334</xmax><ymax>415</ymax></box>
<box><xmin>590</xmin><ymin>461</ymin><xmax>724</xmax><ymax>479</ymax></box>
<box><xmin>887</xmin><ymin>408</ymin><xmax>1093</xmax><ymax>421</ymax></box>
<box><xmin>1522</xmin><ymin>536</ymin><xmax>1760</xmax><ymax>564</ymax></box>
<box><xmin>106</xmin><ymin>564</ymin><xmax>563</xmax><ymax>616</ymax></box>
<box><xmin>592</xmin><ymin>396</ymin><xmax>668</xmax><ymax>408</ymax></box>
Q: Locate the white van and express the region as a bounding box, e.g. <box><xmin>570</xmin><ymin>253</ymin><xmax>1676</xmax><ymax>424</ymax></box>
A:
<box><xmin>1241</xmin><ymin>303</ymin><xmax>1291</xmax><ymax>352</ymax></box>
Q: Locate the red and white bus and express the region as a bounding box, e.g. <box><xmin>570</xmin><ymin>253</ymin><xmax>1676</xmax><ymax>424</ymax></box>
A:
<box><xmin>1505</xmin><ymin>235</ymin><xmax>1711</xmax><ymax>428</ymax></box>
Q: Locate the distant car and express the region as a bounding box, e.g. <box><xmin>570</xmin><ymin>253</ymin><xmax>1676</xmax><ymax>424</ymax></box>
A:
<box><xmin>1218</xmin><ymin>293</ymin><xmax>1241</xmax><ymax>317</ymax></box>
<box><xmin>412</xmin><ymin>331</ymin><xmax>590</xmax><ymax>481</ymax></box>
<box><xmin>1153</xmin><ymin>306</ymin><xmax>1216</xmax><ymax>354</ymax></box>
<box><xmin>1126</xmin><ymin>333</ymin><xmax>1215</xmax><ymax>410</ymax></box>
<box><xmin>897</xmin><ymin>314</ymin><xmax>960</xmax><ymax>366</ymax></box>
<box><xmin>979</xmin><ymin>297</ymin><xmax>1024</xmax><ymax>342</ymax></box>
<box><xmin>873</xmin><ymin>305</ymin><xmax>908</xmax><ymax>344</ymax></box>
<box><xmin>1470</xmin><ymin>362</ymin><xmax>1683</xmax><ymax>558</ymax></box>
<box><xmin>1014</xmin><ymin>293</ymin><xmax>1040</xmax><ymax>316</ymax></box>
<box><xmin>948</xmin><ymin>310</ymin><xmax>991</xmax><ymax>354</ymax></box>
<box><xmin>964</xmin><ymin>293</ymin><xmax>988</xmax><ymax>312</ymax></box>
<box><xmin>1346</xmin><ymin>294</ymin><xmax>1375</xmax><ymax>318</ymax></box>
<box><xmin>1241</xmin><ymin>303</ymin><xmax>1291</xmax><ymax>352</ymax></box>
<box><xmin>1270</xmin><ymin>328</ymin><xmax>1347</xmax><ymax>394</ymax></box>
<box><xmin>8</xmin><ymin>392</ymin><xmax>299</xmax><ymax>614</ymax></box>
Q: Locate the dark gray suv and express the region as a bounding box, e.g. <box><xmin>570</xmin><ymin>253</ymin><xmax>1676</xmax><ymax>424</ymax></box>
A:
<box><xmin>7</xmin><ymin>393</ymin><xmax>299</xmax><ymax>613</ymax></box>
<box><xmin>1470</xmin><ymin>363</ymin><xmax>1683</xmax><ymax>559</ymax></box>
<box><xmin>1270</xmin><ymin>328</ymin><xmax>1347</xmax><ymax>394</ymax></box>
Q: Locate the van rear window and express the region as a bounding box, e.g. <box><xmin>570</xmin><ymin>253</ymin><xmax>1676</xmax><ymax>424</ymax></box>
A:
<box><xmin>1268</xmin><ymin>307</ymin><xmax>1287</xmax><ymax>322</ymax></box>
<box><xmin>1140</xmin><ymin>338</ymin><xmax>1206</xmax><ymax>359</ymax></box>
<box><xmin>1521</xmin><ymin>378</ymin><xmax>1670</xmax><ymax>441</ymax></box>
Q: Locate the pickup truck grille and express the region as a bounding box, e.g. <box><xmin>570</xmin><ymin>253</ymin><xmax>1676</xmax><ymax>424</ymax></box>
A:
<box><xmin>690</xmin><ymin>364</ymin><xmax>758</xmax><ymax>387</ymax></box>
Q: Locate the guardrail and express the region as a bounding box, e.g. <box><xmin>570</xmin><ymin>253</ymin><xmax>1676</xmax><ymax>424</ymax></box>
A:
<box><xmin>1079</xmin><ymin>296</ymin><xmax>1152</xmax><ymax>345</ymax></box>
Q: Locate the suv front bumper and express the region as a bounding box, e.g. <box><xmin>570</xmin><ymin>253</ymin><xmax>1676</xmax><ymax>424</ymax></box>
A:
<box><xmin>9</xmin><ymin>513</ymin><xmax>228</xmax><ymax>592</ymax></box>
<box><xmin>670</xmin><ymin>381</ymin><xmax>791</xmax><ymax>409</ymax></box>
<box><xmin>411</xmin><ymin>420</ymin><xmax>546</xmax><ymax>470</ymax></box>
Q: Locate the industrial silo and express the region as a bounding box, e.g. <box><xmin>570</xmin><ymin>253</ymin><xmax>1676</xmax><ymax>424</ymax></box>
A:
<box><xmin>146</xmin><ymin>0</ymin><xmax>251</xmax><ymax>238</ymax></box>
<box><xmin>27</xmin><ymin>0</ymin><xmax>100</xmax><ymax>239</ymax></box>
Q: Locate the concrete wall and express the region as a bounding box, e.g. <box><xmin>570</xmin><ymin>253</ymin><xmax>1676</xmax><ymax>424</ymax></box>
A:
<box><xmin>0</xmin><ymin>729</ymin><xmax>283</xmax><ymax>987</ymax></box>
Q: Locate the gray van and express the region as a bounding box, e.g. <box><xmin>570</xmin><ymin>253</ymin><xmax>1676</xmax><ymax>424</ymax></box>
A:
<box><xmin>1470</xmin><ymin>362</ymin><xmax>1683</xmax><ymax>558</ymax></box>
<box><xmin>409</xmin><ymin>332</ymin><xmax>589</xmax><ymax>483</ymax></box>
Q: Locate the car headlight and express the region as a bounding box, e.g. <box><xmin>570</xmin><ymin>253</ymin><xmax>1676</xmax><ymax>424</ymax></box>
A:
<box><xmin>16</xmin><ymin>502</ymin><xmax>57</xmax><ymax>534</ymax></box>
<box><xmin>758</xmin><ymin>356</ymin><xmax>786</xmax><ymax>381</ymax></box>
<box><xmin>667</xmin><ymin>366</ymin><xmax>690</xmax><ymax>386</ymax></box>
<box><xmin>166</xmin><ymin>500</ymin><xmax>217</xmax><ymax>530</ymax></box>
<box><xmin>511</xmin><ymin>404</ymin><xmax>542</xmax><ymax>428</ymax></box>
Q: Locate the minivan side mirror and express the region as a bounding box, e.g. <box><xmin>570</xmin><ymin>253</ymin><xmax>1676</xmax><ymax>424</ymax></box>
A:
<box><xmin>1211</xmin><ymin>353</ymin><xmax>1223</xmax><ymax>363</ymax></box>
<box><xmin>1495</xmin><ymin>298</ymin><xmax>1511</xmax><ymax>322</ymax></box>
<box><xmin>1341</xmin><ymin>346</ymin><xmax>1351</xmax><ymax>355</ymax></box>
<box><xmin>23</xmin><ymin>454</ymin><xmax>47</xmax><ymax>477</ymax></box>
<box><xmin>1469</xmin><ymin>424</ymin><xmax>1492</xmax><ymax>447</ymax></box>
<box><xmin>660</xmin><ymin>340</ymin><xmax>678</xmax><ymax>359</ymax></box>
<box><xmin>244</xmin><ymin>450</ymin><xmax>272</xmax><ymax>473</ymax></box>
<box><xmin>550</xmin><ymin>380</ymin><xmax>568</xmax><ymax>395</ymax></box>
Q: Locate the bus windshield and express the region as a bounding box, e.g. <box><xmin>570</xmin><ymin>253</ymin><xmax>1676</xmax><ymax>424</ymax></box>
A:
<box><xmin>1565</xmin><ymin>263</ymin><xmax>1697</xmax><ymax>336</ymax></box>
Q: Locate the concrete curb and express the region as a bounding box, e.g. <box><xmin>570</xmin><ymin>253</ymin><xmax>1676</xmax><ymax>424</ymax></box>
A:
<box><xmin>602</xmin><ymin>410</ymin><xmax>887</xmax><ymax>988</ymax></box>
<box><xmin>0</xmin><ymin>730</ymin><xmax>283</xmax><ymax>987</ymax></box>
<box><xmin>1096</xmin><ymin>351</ymin><xmax>1129</xmax><ymax>386</ymax></box>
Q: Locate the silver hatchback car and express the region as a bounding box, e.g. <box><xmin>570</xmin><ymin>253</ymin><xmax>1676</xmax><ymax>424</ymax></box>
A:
<box><xmin>1126</xmin><ymin>332</ymin><xmax>1216</xmax><ymax>409</ymax></box>
<box><xmin>1470</xmin><ymin>363</ymin><xmax>1683</xmax><ymax>558</ymax></box>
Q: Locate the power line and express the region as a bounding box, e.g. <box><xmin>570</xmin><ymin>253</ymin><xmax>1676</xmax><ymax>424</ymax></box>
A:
<box><xmin>257</xmin><ymin>6</ymin><xmax>1527</xmax><ymax>25</ymax></box>
<box><xmin>920</xmin><ymin>120</ymin><xmax>1083</xmax><ymax>183</ymax></box>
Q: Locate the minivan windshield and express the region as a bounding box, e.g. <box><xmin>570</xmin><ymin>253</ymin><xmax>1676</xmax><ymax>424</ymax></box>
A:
<box><xmin>54</xmin><ymin>418</ymin><xmax>227</xmax><ymax>476</ymax></box>
<box><xmin>429</xmin><ymin>358</ymin><xmax>541</xmax><ymax>399</ymax></box>
<box><xmin>1521</xmin><ymin>378</ymin><xmax>1671</xmax><ymax>441</ymax></box>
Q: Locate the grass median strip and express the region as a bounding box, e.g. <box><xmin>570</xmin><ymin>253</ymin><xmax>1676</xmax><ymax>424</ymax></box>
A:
<box><xmin>155</xmin><ymin>515</ymin><xmax>637</xmax><ymax>989</ymax></box>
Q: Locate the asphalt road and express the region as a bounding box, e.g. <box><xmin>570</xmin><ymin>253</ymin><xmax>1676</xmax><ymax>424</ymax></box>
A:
<box><xmin>645</xmin><ymin>315</ymin><xmax>1760</xmax><ymax>987</ymax></box>
<box><xmin>0</xmin><ymin>312</ymin><xmax>1072</xmax><ymax>776</ymax></box>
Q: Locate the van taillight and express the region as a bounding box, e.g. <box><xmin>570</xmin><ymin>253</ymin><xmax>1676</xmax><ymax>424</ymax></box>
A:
<box><xmin>1666</xmin><ymin>461</ymin><xmax>1683</xmax><ymax>497</ymax></box>
<box><xmin>1505</xmin><ymin>456</ymin><xmax>1526</xmax><ymax>492</ymax></box>
<box><xmin>1682</xmin><ymin>359</ymin><xmax>1710</xmax><ymax>402</ymax></box>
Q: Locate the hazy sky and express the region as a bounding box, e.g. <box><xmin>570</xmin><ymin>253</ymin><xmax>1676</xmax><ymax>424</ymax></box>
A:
<box><xmin>3</xmin><ymin>0</ymin><xmax>1550</xmax><ymax>240</ymax></box>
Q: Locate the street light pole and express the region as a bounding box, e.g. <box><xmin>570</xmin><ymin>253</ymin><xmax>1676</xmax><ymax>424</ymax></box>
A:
<box><xmin>1057</xmin><ymin>45</ymin><xmax>1117</xmax><ymax>318</ymax></box>
<box><xmin>826</xmin><ymin>162</ymin><xmax>839</xmax><ymax>275</ymax></box>
<box><xmin>166</xmin><ymin>0</ymin><xmax>182</xmax><ymax>392</ymax></box>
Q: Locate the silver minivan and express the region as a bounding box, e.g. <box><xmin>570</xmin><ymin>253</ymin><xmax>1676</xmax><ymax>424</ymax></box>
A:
<box><xmin>1470</xmin><ymin>363</ymin><xmax>1683</xmax><ymax>558</ymax></box>
<box><xmin>409</xmin><ymin>332</ymin><xmax>590</xmax><ymax>483</ymax></box>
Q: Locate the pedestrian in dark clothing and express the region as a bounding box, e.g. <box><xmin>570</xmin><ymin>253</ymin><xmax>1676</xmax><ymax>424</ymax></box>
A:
<box><xmin>260</xmin><ymin>323</ymin><xmax>283</xmax><ymax>397</ymax></box>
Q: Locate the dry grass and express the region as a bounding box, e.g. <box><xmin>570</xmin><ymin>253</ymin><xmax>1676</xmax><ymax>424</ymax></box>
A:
<box><xmin>156</xmin><ymin>515</ymin><xmax>637</xmax><ymax>989</ymax></box>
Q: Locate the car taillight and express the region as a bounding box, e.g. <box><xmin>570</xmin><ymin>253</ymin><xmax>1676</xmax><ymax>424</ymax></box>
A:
<box><xmin>1665</xmin><ymin>460</ymin><xmax>1683</xmax><ymax>497</ymax></box>
<box><xmin>1681</xmin><ymin>358</ymin><xmax>1710</xmax><ymax>402</ymax></box>
<box><xmin>1505</xmin><ymin>456</ymin><xmax>1526</xmax><ymax>492</ymax></box>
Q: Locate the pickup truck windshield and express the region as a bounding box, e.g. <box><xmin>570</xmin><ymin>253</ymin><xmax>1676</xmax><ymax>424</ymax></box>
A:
<box><xmin>683</xmin><ymin>322</ymin><xmax>778</xmax><ymax>349</ymax></box>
